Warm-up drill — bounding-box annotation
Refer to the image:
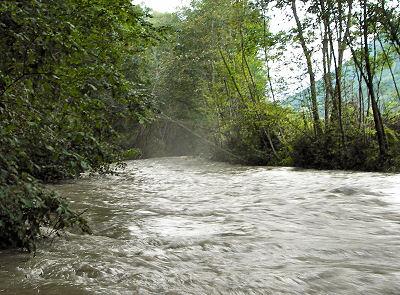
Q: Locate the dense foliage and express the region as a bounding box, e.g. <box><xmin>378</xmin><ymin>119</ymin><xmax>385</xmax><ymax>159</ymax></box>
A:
<box><xmin>139</xmin><ymin>0</ymin><xmax>400</xmax><ymax>171</ymax></box>
<box><xmin>0</xmin><ymin>0</ymin><xmax>158</xmax><ymax>250</ymax></box>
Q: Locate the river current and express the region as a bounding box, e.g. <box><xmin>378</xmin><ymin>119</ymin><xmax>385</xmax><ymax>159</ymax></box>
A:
<box><xmin>1</xmin><ymin>157</ymin><xmax>400</xmax><ymax>294</ymax></box>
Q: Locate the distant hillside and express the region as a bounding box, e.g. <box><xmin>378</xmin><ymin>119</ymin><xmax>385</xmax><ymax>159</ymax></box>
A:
<box><xmin>284</xmin><ymin>53</ymin><xmax>400</xmax><ymax>111</ymax></box>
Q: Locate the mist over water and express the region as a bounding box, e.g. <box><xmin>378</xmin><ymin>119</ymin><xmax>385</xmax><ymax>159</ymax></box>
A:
<box><xmin>1</xmin><ymin>157</ymin><xmax>400</xmax><ymax>294</ymax></box>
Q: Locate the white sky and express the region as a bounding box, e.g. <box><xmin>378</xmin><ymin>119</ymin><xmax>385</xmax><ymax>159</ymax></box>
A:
<box><xmin>133</xmin><ymin>0</ymin><xmax>190</xmax><ymax>12</ymax></box>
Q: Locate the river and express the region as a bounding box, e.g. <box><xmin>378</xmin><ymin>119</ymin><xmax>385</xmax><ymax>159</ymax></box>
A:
<box><xmin>1</xmin><ymin>157</ymin><xmax>400</xmax><ymax>294</ymax></box>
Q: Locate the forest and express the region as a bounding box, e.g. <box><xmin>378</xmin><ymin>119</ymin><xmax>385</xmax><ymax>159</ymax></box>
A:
<box><xmin>0</xmin><ymin>0</ymin><xmax>399</xmax><ymax>250</ymax></box>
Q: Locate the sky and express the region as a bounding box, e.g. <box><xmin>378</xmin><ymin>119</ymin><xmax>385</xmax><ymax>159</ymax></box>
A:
<box><xmin>133</xmin><ymin>0</ymin><xmax>190</xmax><ymax>13</ymax></box>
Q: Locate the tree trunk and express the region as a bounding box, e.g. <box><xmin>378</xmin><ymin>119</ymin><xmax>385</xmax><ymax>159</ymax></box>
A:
<box><xmin>362</xmin><ymin>0</ymin><xmax>388</xmax><ymax>159</ymax></box>
<box><xmin>291</xmin><ymin>0</ymin><xmax>321</xmax><ymax>135</ymax></box>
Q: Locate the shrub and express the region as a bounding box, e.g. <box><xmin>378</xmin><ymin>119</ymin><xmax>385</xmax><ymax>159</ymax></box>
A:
<box><xmin>0</xmin><ymin>173</ymin><xmax>91</xmax><ymax>252</ymax></box>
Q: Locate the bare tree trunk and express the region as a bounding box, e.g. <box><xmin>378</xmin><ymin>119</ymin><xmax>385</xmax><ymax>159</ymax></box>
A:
<box><xmin>354</xmin><ymin>66</ymin><xmax>364</xmax><ymax>130</ymax></box>
<box><xmin>361</xmin><ymin>0</ymin><xmax>388</xmax><ymax>159</ymax></box>
<box><xmin>318</xmin><ymin>0</ymin><xmax>333</xmax><ymax>127</ymax></box>
<box><xmin>325</xmin><ymin>0</ymin><xmax>352</xmax><ymax>143</ymax></box>
<box><xmin>260</xmin><ymin>1</ymin><xmax>276</xmax><ymax>102</ymax></box>
<box><xmin>291</xmin><ymin>0</ymin><xmax>321</xmax><ymax>135</ymax></box>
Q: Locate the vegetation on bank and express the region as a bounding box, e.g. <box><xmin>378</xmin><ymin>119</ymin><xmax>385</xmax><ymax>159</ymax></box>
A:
<box><xmin>0</xmin><ymin>0</ymin><xmax>399</xmax><ymax>250</ymax></box>
<box><xmin>138</xmin><ymin>0</ymin><xmax>400</xmax><ymax>172</ymax></box>
<box><xmin>0</xmin><ymin>0</ymin><xmax>158</xmax><ymax>250</ymax></box>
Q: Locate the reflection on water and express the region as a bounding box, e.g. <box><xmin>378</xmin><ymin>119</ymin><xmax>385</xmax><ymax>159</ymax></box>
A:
<box><xmin>1</xmin><ymin>157</ymin><xmax>400</xmax><ymax>294</ymax></box>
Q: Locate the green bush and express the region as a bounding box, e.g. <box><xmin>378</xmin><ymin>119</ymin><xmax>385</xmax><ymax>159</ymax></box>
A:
<box><xmin>122</xmin><ymin>148</ymin><xmax>142</xmax><ymax>160</ymax></box>
<box><xmin>0</xmin><ymin>160</ymin><xmax>91</xmax><ymax>251</ymax></box>
<box><xmin>292</xmin><ymin>129</ymin><xmax>382</xmax><ymax>171</ymax></box>
<box><xmin>0</xmin><ymin>0</ymin><xmax>158</xmax><ymax>250</ymax></box>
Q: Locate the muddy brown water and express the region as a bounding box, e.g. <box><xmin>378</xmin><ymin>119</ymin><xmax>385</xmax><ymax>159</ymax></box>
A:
<box><xmin>1</xmin><ymin>157</ymin><xmax>400</xmax><ymax>294</ymax></box>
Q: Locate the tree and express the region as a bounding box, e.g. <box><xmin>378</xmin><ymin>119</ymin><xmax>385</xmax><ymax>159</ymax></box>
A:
<box><xmin>0</xmin><ymin>0</ymin><xmax>159</xmax><ymax>250</ymax></box>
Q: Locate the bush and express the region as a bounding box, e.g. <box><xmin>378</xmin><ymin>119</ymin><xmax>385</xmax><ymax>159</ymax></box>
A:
<box><xmin>292</xmin><ymin>129</ymin><xmax>382</xmax><ymax>171</ymax></box>
<box><xmin>0</xmin><ymin>0</ymin><xmax>158</xmax><ymax>250</ymax></box>
<box><xmin>0</xmin><ymin>173</ymin><xmax>91</xmax><ymax>252</ymax></box>
<box><xmin>122</xmin><ymin>148</ymin><xmax>142</xmax><ymax>160</ymax></box>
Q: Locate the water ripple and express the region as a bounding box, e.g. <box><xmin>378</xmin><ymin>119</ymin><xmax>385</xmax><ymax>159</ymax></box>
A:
<box><xmin>1</xmin><ymin>157</ymin><xmax>400</xmax><ymax>294</ymax></box>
